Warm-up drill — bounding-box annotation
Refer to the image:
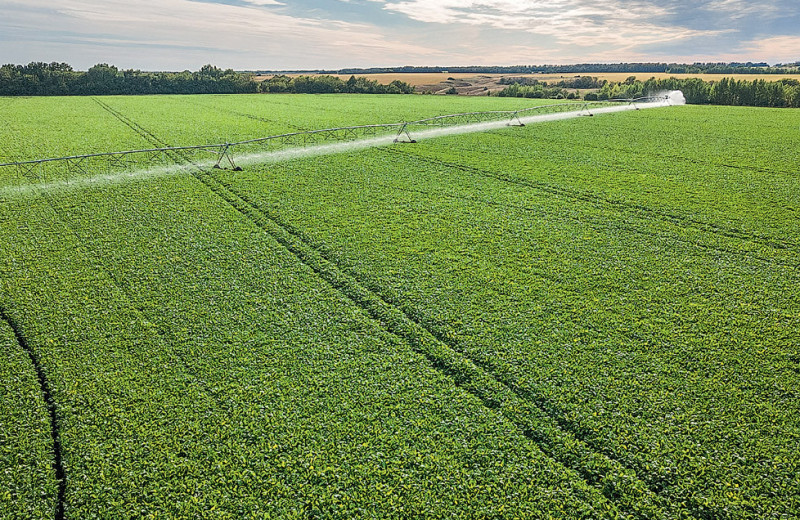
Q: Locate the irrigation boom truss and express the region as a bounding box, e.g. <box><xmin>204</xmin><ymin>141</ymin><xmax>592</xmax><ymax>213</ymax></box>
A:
<box><xmin>0</xmin><ymin>97</ymin><xmax>667</xmax><ymax>180</ymax></box>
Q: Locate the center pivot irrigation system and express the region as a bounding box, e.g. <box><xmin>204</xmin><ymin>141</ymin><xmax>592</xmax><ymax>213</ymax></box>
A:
<box><xmin>0</xmin><ymin>96</ymin><xmax>677</xmax><ymax>185</ymax></box>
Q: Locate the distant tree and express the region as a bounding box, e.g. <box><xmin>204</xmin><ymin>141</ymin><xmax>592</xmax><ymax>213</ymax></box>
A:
<box><xmin>388</xmin><ymin>80</ymin><xmax>414</xmax><ymax>94</ymax></box>
<box><xmin>260</xmin><ymin>75</ymin><xmax>292</xmax><ymax>93</ymax></box>
<box><xmin>198</xmin><ymin>64</ymin><xmax>223</xmax><ymax>79</ymax></box>
<box><xmin>81</xmin><ymin>64</ymin><xmax>122</xmax><ymax>94</ymax></box>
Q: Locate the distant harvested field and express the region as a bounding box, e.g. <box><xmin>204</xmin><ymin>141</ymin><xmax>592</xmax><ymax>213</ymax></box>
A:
<box><xmin>253</xmin><ymin>72</ymin><xmax>489</xmax><ymax>85</ymax></box>
<box><xmin>256</xmin><ymin>72</ymin><xmax>800</xmax><ymax>86</ymax></box>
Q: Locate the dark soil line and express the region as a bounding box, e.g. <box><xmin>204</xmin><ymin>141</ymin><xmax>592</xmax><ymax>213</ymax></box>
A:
<box><xmin>388</xmin><ymin>147</ymin><xmax>800</xmax><ymax>259</ymax></box>
<box><xmin>93</xmin><ymin>99</ymin><xmax>172</xmax><ymax>149</ymax></box>
<box><xmin>0</xmin><ymin>307</ymin><xmax>66</xmax><ymax>520</ymax></box>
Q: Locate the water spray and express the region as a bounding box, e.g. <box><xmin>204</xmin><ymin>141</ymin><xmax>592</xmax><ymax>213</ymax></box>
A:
<box><xmin>0</xmin><ymin>93</ymin><xmax>685</xmax><ymax>199</ymax></box>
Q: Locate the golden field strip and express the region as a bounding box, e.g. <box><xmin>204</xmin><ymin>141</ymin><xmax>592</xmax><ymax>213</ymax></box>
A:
<box><xmin>256</xmin><ymin>72</ymin><xmax>800</xmax><ymax>86</ymax></box>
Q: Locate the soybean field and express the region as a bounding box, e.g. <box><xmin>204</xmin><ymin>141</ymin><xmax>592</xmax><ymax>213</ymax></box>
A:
<box><xmin>1</xmin><ymin>94</ymin><xmax>798</xmax><ymax>519</ymax></box>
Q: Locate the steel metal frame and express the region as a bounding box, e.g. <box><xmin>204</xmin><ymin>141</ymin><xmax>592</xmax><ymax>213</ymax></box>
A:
<box><xmin>0</xmin><ymin>98</ymin><xmax>668</xmax><ymax>179</ymax></box>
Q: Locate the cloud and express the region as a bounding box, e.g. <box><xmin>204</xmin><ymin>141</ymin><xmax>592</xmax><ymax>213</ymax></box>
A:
<box><xmin>1</xmin><ymin>0</ymin><xmax>797</xmax><ymax>68</ymax></box>
<box><xmin>0</xmin><ymin>0</ymin><xmax>443</xmax><ymax>69</ymax></box>
<box><xmin>371</xmin><ymin>0</ymin><xmax>720</xmax><ymax>49</ymax></box>
<box><xmin>743</xmin><ymin>36</ymin><xmax>800</xmax><ymax>62</ymax></box>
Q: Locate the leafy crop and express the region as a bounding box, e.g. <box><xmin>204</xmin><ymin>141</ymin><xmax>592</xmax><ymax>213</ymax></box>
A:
<box><xmin>1</xmin><ymin>94</ymin><xmax>798</xmax><ymax>519</ymax></box>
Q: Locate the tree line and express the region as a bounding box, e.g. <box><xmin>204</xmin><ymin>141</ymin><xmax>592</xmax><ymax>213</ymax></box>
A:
<box><xmin>0</xmin><ymin>63</ymin><xmax>258</xmax><ymax>96</ymax></box>
<box><xmin>497</xmin><ymin>76</ymin><xmax>800</xmax><ymax>108</ymax></box>
<box><xmin>259</xmin><ymin>74</ymin><xmax>414</xmax><ymax>94</ymax></box>
<box><xmin>0</xmin><ymin>62</ymin><xmax>415</xmax><ymax>96</ymax></box>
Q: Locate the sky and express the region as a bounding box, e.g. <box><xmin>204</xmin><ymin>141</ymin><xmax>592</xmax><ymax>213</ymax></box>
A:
<box><xmin>1</xmin><ymin>0</ymin><xmax>799</xmax><ymax>70</ymax></box>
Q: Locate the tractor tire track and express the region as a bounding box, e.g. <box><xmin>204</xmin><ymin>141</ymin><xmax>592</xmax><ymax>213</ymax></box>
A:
<box><xmin>508</xmin><ymin>129</ymin><xmax>797</xmax><ymax>178</ymax></box>
<box><xmin>91</xmin><ymin>103</ymin><xmax>692</xmax><ymax>519</ymax></box>
<box><xmin>215</xmin><ymin>174</ymin><xmax>698</xmax><ymax>493</ymax></box>
<box><xmin>181</xmin><ymin>98</ymin><xmax>310</xmax><ymax>132</ymax></box>
<box><xmin>366</xmin><ymin>169</ymin><xmax>798</xmax><ymax>269</ymax></box>
<box><xmin>0</xmin><ymin>307</ymin><xmax>66</xmax><ymax>520</ymax></box>
<box><xmin>386</xmin><ymin>146</ymin><xmax>800</xmax><ymax>255</ymax></box>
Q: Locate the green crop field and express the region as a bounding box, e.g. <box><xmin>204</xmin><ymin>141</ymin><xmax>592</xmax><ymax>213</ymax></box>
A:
<box><xmin>1</xmin><ymin>94</ymin><xmax>798</xmax><ymax>519</ymax></box>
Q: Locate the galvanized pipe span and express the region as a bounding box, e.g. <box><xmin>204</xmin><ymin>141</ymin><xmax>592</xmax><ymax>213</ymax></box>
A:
<box><xmin>0</xmin><ymin>97</ymin><xmax>671</xmax><ymax>175</ymax></box>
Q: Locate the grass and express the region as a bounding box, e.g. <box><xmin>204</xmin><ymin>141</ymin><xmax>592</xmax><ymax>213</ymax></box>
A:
<box><xmin>1</xmin><ymin>94</ymin><xmax>798</xmax><ymax>519</ymax></box>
